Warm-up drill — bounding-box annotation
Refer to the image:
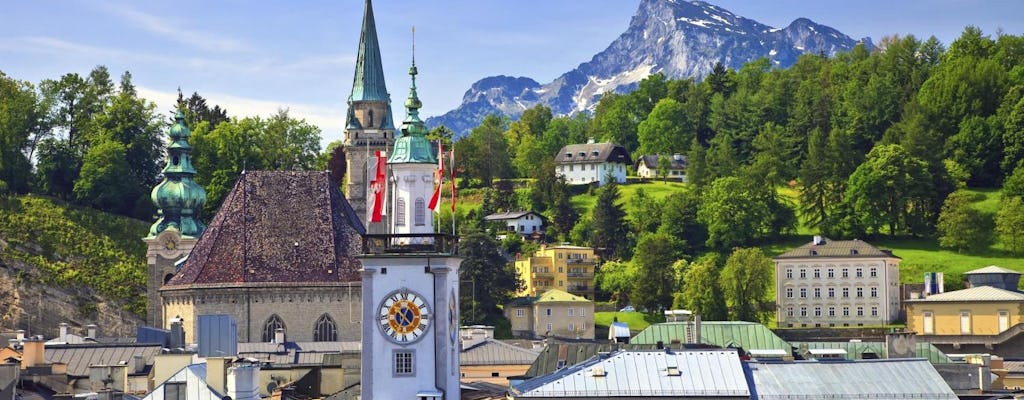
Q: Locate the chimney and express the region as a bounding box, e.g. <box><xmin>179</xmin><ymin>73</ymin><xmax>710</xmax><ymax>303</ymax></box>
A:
<box><xmin>587</xmin><ymin>137</ymin><xmax>595</xmax><ymax>144</ymax></box>
<box><xmin>16</xmin><ymin>329</ymin><xmax>25</xmax><ymax>342</ymax></box>
<box><xmin>206</xmin><ymin>357</ymin><xmax>230</xmax><ymax>396</ymax></box>
<box><xmin>59</xmin><ymin>322</ymin><xmax>69</xmax><ymax>340</ymax></box>
<box><xmin>86</xmin><ymin>324</ymin><xmax>98</xmax><ymax>339</ymax></box>
<box><xmin>694</xmin><ymin>314</ymin><xmax>702</xmax><ymax>345</ymax></box>
<box><xmin>226</xmin><ymin>363</ymin><xmax>261</xmax><ymax>400</ymax></box>
<box><xmin>274</xmin><ymin>328</ymin><xmax>285</xmax><ymax>344</ymax></box>
<box><xmin>813</xmin><ymin>235</ymin><xmax>824</xmax><ymax>245</ymax></box>
<box><xmin>21</xmin><ymin>338</ymin><xmax>45</xmax><ymax>368</ymax></box>
<box><xmin>169</xmin><ymin>318</ymin><xmax>185</xmax><ymax>350</ymax></box>
<box><xmin>133</xmin><ymin>354</ymin><xmax>146</xmax><ymax>374</ymax></box>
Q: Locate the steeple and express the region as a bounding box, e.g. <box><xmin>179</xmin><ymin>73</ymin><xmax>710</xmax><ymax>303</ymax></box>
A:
<box><xmin>148</xmin><ymin>110</ymin><xmax>207</xmax><ymax>238</ymax></box>
<box><xmin>389</xmin><ymin>28</ymin><xmax>436</xmax><ymax>165</ymax></box>
<box><xmin>349</xmin><ymin>0</ymin><xmax>391</xmax><ymax>104</ymax></box>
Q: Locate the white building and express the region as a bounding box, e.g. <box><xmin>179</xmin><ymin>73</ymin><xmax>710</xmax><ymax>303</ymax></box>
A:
<box><xmin>484</xmin><ymin>211</ymin><xmax>545</xmax><ymax>239</ymax></box>
<box><xmin>554</xmin><ymin>142</ymin><xmax>631</xmax><ymax>186</ymax></box>
<box><xmin>635</xmin><ymin>154</ymin><xmax>687</xmax><ymax>181</ymax></box>
<box><xmin>774</xmin><ymin>236</ymin><xmax>902</xmax><ymax>327</ymax></box>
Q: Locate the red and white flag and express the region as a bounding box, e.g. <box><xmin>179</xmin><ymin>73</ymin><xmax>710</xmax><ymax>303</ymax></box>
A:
<box><xmin>367</xmin><ymin>151</ymin><xmax>387</xmax><ymax>223</ymax></box>
<box><xmin>450</xmin><ymin>147</ymin><xmax>456</xmax><ymax>213</ymax></box>
<box><xmin>428</xmin><ymin>143</ymin><xmax>444</xmax><ymax>213</ymax></box>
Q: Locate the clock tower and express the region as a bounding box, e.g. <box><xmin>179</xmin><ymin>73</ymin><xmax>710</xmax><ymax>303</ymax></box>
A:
<box><xmin>144</xmin><ymin>110</ymin><xmax>206</xmax><ymax>327</ymax></box>
<box><xmin>359</xmin><ymin>52</ymin><xmax>461</xmax><ymax>399</ymax></box>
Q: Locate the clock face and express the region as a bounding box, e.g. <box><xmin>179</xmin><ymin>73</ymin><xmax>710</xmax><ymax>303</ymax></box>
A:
<box><xmin>378</xmin><ymin>289</ymin><xmax>431</xmax><ymax>344</ymax></box>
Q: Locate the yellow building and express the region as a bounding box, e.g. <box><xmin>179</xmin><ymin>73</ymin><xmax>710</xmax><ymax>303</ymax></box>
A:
<box><xmin>905</xmin><ymin>286</ymin><xmax>1024</xmax><ymax>336</ymax></box>
<box><xmin>504</xmin><ymin>289</ymin><xmax>595</xmax><ymax>340</ymax></box>
<box><xmin>514</xmin><ymin>245</ymin><xmax>597</xmax><ymax>299</ymax></box>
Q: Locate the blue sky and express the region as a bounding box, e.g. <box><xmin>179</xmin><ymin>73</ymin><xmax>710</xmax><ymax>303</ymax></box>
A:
<box><xmin>1</xmin><ymin>0</ymin><xmax>1021</xmax><ymax>145</ymax></box>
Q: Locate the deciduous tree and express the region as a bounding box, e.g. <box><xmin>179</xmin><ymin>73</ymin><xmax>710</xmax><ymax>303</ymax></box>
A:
<box><xmin>937</xmin><ymin>190</ymin><xmax>992</xmax><ymax>252</ymax></box>
<box><xmin>719</xmin><ymin>247</ymin><xmax>773</xmax><ymax>323</ymax></box>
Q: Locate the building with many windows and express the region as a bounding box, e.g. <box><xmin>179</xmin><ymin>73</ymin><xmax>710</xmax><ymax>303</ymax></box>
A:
<box><xmin>774</xmin><ymin>236</ymin><xmax>902</xmax><ymax>327</ymax></box>
<box><xmin>554</xmin><ymin>141</ymin><xmax>631</xmax><ymax>186</ymax></box>
<box><xmin>513</xmin><ymin>245</ymin><xmax>598</xmax><ymax>299</ymax></box>
<box><xmin>504</xmin><ymin>289</ymin><xmax>595</xmax><ymax>340</ymax></box>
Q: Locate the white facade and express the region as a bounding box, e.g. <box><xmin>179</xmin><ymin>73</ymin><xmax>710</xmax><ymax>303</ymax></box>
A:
<box><xmin>556</xmin><ymin>162</ymin><xmax>626</xmax><ymax>186</ymax></box>
<box><xmin>390</xmin><ymin>162</ymin><xmax>436</xmax><ymax>237</ymax></box>
<box><xmin>485</xmin><ymin>211</ymin><xmax>545</xmax><ymax>237</ymax></box>
<box><xmin>774</xmin><ymin>239</ymin><xmax>902</xmax><ymax>327</ymax></box>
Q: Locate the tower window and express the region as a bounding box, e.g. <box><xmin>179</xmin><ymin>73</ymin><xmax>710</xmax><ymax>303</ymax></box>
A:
<box><xmin>313</xmin><ymin>314</ymin><xmax>338</xmax><ymax>342</ymax></box>
<box><xmin>394</xmin><ymin>351</ymin><xmax>414</xmax><ymax>376</ymax></box>
<box><xmin>262</xmin><ymin>314</ymin><xmax>286</xmax><ymax>343</ymax></box>
<box><xmin>415</xmin><ymin>197</ymin><xmax>426</xmax><ymax>226</ymax></box>
<box><xmin>396</xmin><ymin>197</ymin><xmax>406</xmax><ymax>226</ymax></box>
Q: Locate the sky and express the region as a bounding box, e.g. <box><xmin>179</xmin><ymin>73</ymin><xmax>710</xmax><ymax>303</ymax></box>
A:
<box><xmin>2</xmin><ymin>0</ymin><xmax>1022</xmax><ymax>146</ymax></box>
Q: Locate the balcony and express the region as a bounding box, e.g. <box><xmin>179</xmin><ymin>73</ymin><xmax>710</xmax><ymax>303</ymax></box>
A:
<box><xmin>532</xmin><ymin>271</ymin><xmax>554</xmax><ymax>278</ymax></box>
<box><xmin>566</xmin><ymin>258</ymin><xmax>596</xmax><ymax>265</ymax></box>
<box><xmin>362</xmin><ymin>234</ymin><xmax>458</xmax><ymax>255</ymax></box>
<box><xmin>567</xmin><ymin>285</ymin><xmax>593</xmax><ymax>292</ymax></box>
<box><xmin>567</xmin><ymin>272</ymin><xmax>594</xmax><ymax>279</ymax></box>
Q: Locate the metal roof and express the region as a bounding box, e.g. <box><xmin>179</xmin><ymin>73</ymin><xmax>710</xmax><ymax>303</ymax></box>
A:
<box><xmin>795</xmin><ymin>341</ymin><xmax>952</xmax><ymax>364</ymax></box>
<box><xmin>773</xmin><ymin>237</ymin><xmax>900</xmax><ymax>259</ymax></box>
<box><xmin>512</xmin><ymin>350</ymin><xmax>750</xmax><ymax>398</ymax></box>
<box><xmin>461</xmin><ymin>339</ymin><xmax>541</xmax><ymax>366</ymax></box>
<box><xmin>964</xmin><ymin>265</ymin><xmax>1021</xmax><ymax>275</ymax></box>
<box><xmin>748</xmin><ymin>358</ymin><xmax>957</xmax><ymax>399</ymax></box>
<box><xmin>484</xmin><ymin>211</ymin><xmax>544</xmax><ymax>221</ymax></box>
<box><xmin>235</xmin><ymin>341</ymin><xmax>360</xmax><ymax>366</ymax></box>
<box><xmin>609</xmin><ymin>322</ymin><xmax>630</xmax><ymax>339</ymax></box>
<box><xmin>525</xmin><ymin>343</ymin><xmax>663</xmax><ymax>377</ymax></box>
<box><xmin>905</xmin><ymin>285</ymin><xmax>1024</xmax><ymax>302</ymax></box>
<box><xmin>45</xmin><ymin>343</ymin><xmax>161</xmax><ymax>377</ymax></box>
<box><xmin>534</xmin><ymin>289</ymin><xmax>591</xmax><ymax>303</ymax></box>
<box><xmin>631</xmin><ymin>322</ymin><xmax>792</xmax><ymax>353</ymax></box>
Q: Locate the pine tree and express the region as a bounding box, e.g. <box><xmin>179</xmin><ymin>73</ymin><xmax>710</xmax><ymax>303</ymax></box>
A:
<box><xmin>589</xmin><ymin>177</ymin><xmax>628</xmax><ymax>259</ymax></box>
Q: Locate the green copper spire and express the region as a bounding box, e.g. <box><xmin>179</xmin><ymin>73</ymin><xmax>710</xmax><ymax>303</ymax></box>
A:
<box><xmin>148</xmin><ymin>110</ymin><xmax>207</xmax><ymax>238</ymax></box>
<box><xmin>349</xmin><ymin>0</ymin><xmax>390</xmax><ymax>103</ymax></box>
<box><xmin>389</xmin><ymin>29</ymin><xmax>437</xmax><ymax>164</ymax></box>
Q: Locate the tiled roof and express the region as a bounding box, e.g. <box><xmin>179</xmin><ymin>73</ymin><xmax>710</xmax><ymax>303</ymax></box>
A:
<box><xmin>507</xmin><ymin>296</ymin><xmax>538</xmax><ymax>307</ymax></box>
<box><xmin>749</xmin><ymin>359</ymin><xmax>957</xmax><ymax>399</ymax></box>
<box><xmin>461</xmin><ymin>339</ymin><xmax>541</xmax><ymax>366</ymax></box>
<box><xmin>965</xmin><ymin>265</ymin><xmax>1021</xmax><ymax>275</ymax></box>
<box><xmin>236</xmin><ymin>341</ymin><xmax>361</xmax><ymax>366</ymax></box>
<box><xmin>774</xmin><ymin>237</ymin><xmax>899</xmax><ymax>259</ymax></box>
<box><xmin>45</xmin><ymin>343</ymin><xmax>161</xmax><ymax>377</ymax></box>
<box><xmin>635</xmin><ymin>154</ymin><xmax>687</xmax><ymax>170</ymax></box>
<box><xmin>554</xmin><ymin>143</ymin><xmax>632</xmax><ymax>165</ymax></box>
<box><xmin>534</xmin><ymin>289</ymin><xmax>590</xmax><ymax>303</ymax></box>
<box><xmin>165</xmin><ymin>171</ymin><xmax>365</xmax><ymax>288</ymax></box>
<box><xmin>906</xmin><ymin>286</ymin><xmax>1024</xmax><ymax>302</ymax></box>
<box><xmin>513</xmin><ymin>350</ymin><xmax>749</xmax><ymax>398</ymax></box>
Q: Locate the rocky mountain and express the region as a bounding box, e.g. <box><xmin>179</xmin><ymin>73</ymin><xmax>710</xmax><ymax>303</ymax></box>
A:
<box><xmin>426</xmin><ymin>0</ymin><xmax>871</xmax><ymax>137</ymax></box>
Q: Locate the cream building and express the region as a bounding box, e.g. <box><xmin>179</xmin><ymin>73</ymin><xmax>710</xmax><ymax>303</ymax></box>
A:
<box><xmin>905</xmin><ymin>266</ymin><xmax>1024</xmax><ymax>337</ymax></box>
<box><xmin>505</xmin><ymin>289</ymin><xmax>595</xmax><ymax>340</ymax></box>
<box><xmin>774</xmin><ymin>236</ymin><xmax>902</xmax><ymax>327</ymax></box>
<box><xmin>554</xmin><ymin>141</ymin><xmax>631</xmax><ymax>186</ymax></box>
<box><xmin>514</xmin><ymin>245</ymin><xmax>598</xmax><ymax>299</ymax></box>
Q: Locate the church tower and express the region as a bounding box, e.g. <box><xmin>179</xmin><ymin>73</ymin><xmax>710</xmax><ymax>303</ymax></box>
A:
<box><xmin>144</xmin><ymin>110</ymin><xmax>207</xmax><ymax>327</ymax></box>
<box><xmin>359</xmin><ymin>52</ymin><xmax>461</xmax><ymax>400</ymax></box>
<box><xmin>344</xmin><ymin>0</ymin><xmax>396</xmax><ymax>234</ymax></box>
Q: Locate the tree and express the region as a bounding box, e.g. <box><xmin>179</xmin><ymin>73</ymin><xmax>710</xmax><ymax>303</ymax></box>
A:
<box><xmin>1004</xmin><ymin>163</ymin><xmax>1024</xmax><ymax>199</ymax></box>
<box><xmin>637</xmin><ymin>98</ymin><xmax>691</xmax><ymax>156</ymax></box>
<box><xmin>595</xmin><ymin>261</ymin><xmax>635</xmax><ymax>305</ymax></box>
<box><xmin>630</xmin><ymin>232</ymin><xmax>685</xmax><ymax>313</ymax></box>
<box><xmin>656</xmin><ymin>155</ymin><xmax>672</xmax><ymax>182</ymax></box>
<box><xmin>937</xmin><ymin>190</ymin><xmax>992</xmax><ymax>252</ymax></box>
<box><xmin>748</xmin><ymin>122</ymin><xmax>799</xmax><ymax>187</ymax></box>
<box><xmin>844</xmin><ymin>144</ymin><xmax>933</xmax><ymax>236</ymax></box>
<box><xmin>34</xmin><ymin>138</ymin><xmax>81</xmax><ymax>199</ymax></box>
<box><xmin>591</xmin><ymin>93</ymin><xmax>639</xmax><ymax>153</ymax></box>
<box><xmin>996</xmin><ymin>197</ymin><xmax>1024</xmax><ymax>255</ymax></box>
<box><xmin>589</xmin><ymin>178</ymin><xmax>628</xmax><ymax>259</ymax></box>
<box><xmin>685</xmin><ymin>138</ymin><xmax>709</xmax><ymax>189</ymax></box>
<box><xmin>457</xmin><ymin>114</ymin><xmax>511</xmax><ymax>187</ymax></box>
<box><xmin>719</xmin><ymin>247</ymin><xmax>773</xmax><ymax>323</ymax></box>
<box><xmin>946</xmin><ymin>116</ymin><xmax>1002</xmax><ymax>187</ymax></box>
<box><xmin>677</xmin><ymin>254</ymin><xmax>727</xmax><ymax>320</ymax></box>
<box><xmin>697</xmin><ymin>176</ymin><xmax>775</xmax><ymax>250</ymax></box>
<box><xmin>73</xmin><ymin>139</ymin><xmax>134</xmax><ymax>212</ymax></box>
<box><xmin>458</xmin><ymin>231</ymin><xmax>524</xmax><ymax>324</ymax></box>
<box><xmin>657</xmin><ymin>189</ymin><xmax>706</xmax><ymax>254</ymax></box>
<box><xmin>322</xmin><ymin>141</ymin><xmax>347</xmax><ymax>187</ymax></box>
<box><xmin>800</xmin><ymin>128</ymin><xmax>831</xmax><ymax>229</ymax></box>
<box><xmin>627</xmin><ymin>188</ymin><xmax>662</xmax><ymax>236</ymax></box>
<box><xmin>176</xmin><ymin>89</ymin><xmax>228</xmax><ymax>129</ymax></box>
<box><xmin>0</xmin><ymin>72</ymin><xmax>40</xmax><ymax>194</ymax></box>
<box><xmin>39</xmin><ymin>67</ymin><xmax>113</xmax><ymax>147</ymax></box>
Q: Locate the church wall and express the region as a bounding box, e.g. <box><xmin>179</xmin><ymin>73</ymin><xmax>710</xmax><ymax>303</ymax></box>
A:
<box><xmin>163</xmin><ymin>284</ymin><xmax>363</xmax><ymax>344</ymax></box>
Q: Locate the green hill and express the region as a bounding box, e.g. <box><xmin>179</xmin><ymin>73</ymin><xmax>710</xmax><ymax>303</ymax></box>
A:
<box><xmin>0</xmin><ymin>195</ymin><xmax>149</xmax><ymax>316</ymax></box>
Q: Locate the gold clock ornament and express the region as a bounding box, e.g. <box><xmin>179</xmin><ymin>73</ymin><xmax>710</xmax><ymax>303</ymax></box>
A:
<box><xmin>378</xmin><ymin>289</ymin><xmax>431</xmax><ymax>344</ymax></box>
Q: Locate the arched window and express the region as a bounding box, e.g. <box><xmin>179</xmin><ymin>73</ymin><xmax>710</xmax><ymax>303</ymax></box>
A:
<box><xmin>414</xmin><ymin>197</ymin><xmax>426</xmax><ymax>226</ymax></box>
<box><xmin>262</xmin><ymin>314</ymin><xmax>286</xmax><ymax>343</ymax></box>
<box><xmin>313</xmin><ymin>314</ymin><xmax>338</xmax><ymax>342</ymax></box>
<box><xmin>396</xmin><ymin>197</ymin><xmax>406</xmax><ymax>226</ymax></box>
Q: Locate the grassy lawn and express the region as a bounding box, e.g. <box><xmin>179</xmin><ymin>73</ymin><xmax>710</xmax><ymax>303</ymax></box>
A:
<box><xmin>572</xmin><ymin>180</ymin><xmax>691</xmax><ymax>215</ymax></box>
<box><xmin>594</xmin><ymin>311</ymin><xmax>665</xmax><ymax>332</ymax></box>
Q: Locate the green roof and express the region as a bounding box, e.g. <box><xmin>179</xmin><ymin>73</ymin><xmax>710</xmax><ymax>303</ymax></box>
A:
<box><xmin>349</xmin><ymin>0</ymin><xmax>389</xmax><ymax>103</ymax></box>
<box><xmin>631</xmin><ymin>321</ymin><xmax>792</xmax><ymax>352</ymax></box>
<box><xmin>535</xmin><ymin>289</ymin><xmax>590</xmax><ymax>303</ymax></box>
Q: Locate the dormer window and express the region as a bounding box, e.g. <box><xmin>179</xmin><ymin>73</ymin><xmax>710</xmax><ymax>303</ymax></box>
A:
<box><xmin>578</xmin><ymin>152</ymin><xmax>586</xmax><ymax>157</ymax></box>
<box><xmin>810</xmin><ymin>250</ymin><xmax>818</xmax><ymax>256</ymax></box>
<box><xmin>850</xmin><ymin>249</ymin><xmax>859</xmax><ymax>255</ymax></box>
<box><xmin>566</xmin><ymin>153</ymin><xmax>573</xmax><ymax>158</ymax></box>
<box><xmin>592</xmin><ymin>151</ymin><xmax>599</xmax><ymax>156</ymax></box>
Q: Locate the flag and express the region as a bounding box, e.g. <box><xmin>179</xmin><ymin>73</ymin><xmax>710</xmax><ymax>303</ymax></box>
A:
<box><xmin>450</xmin><ymin>147</ymin><xmax>456</xmax><ymax>213</ymax></box>
<box><xmin>428</xmin><ymin>143</ymin><xmax>444</xmax><ymax>213</ymax></box>
<box><xmin>367</xmin><ymin>151</ymin><xmax>387</xmax><ymax>223</ymax></box>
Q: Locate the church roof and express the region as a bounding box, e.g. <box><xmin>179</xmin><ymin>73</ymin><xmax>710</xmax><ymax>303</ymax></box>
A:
<box><xmin>349</xmin><ymin>0</ymin><xmax>390</xmax><ymax>103</ymax></box>
<box><xmin>164</xmin><ymin>171</ymin><xmax>365</xmax><ymax>288</ymax></box>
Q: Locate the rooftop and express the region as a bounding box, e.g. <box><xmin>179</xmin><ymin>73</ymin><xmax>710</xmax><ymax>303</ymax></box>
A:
<box><xmin>484</xmin><ymin>210</ymin><xmax>543</xmax><ymax>221</ymax></box>
<box><xmin>461</xmin><ymin>339</ymin><xmax>541</xmax><ymax>366</ymax></box>
<box><xmin>631</xmin><ymin>321</ymin><xmax>792</xmax><ymax>353</ymax></box>
<box><xmin>774</xmin><ymin>237</ymin><xmax>899</xmax><ymax>259</ymax></box>
<box><xmin>964</xmin><ymin>265</ymin><xmax>1021</xmax><ymax>275</ymax></box>
<box><xmin>45</xmin><ymin>343</ymin><xmax>161</xmax><ymax>377</ymax></box>
<box><xmin>748</xmin><ymin>358</ymin><xmax>957</xmax><ymax>399</ymax></box>
<box><xmin>554</xmin><ymin>143</ymin><xmax>632</xmax><ymax>165</ymax></box>
<box><xmin>534</xmin><ymin>289</ymin><xmax>591</xmax><ymax>303</ymax></box>
<box><xmin>165</xmin><ymin>171</ymin><xmax>365</xmax><ymax>288</ymax></box>
<box><xmin>906</xmin><ymin>285</ymin><xmax>1024</xmax><ymax>302</ymax></box>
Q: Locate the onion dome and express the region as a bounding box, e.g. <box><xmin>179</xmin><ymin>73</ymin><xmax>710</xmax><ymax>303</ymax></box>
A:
<box><xmin>148</xmin><ymin>110</ymin><xmax>207</xmax><ymax>238</ymax></box>
<box><xmin>388</xmin><ymin>54</ymin><xmax>436</xmax><ymax>164</ymax></box>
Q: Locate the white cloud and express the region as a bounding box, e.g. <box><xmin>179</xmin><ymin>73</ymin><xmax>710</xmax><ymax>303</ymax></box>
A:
<box><xmin>137</xmin><ymin>86</ymin><xmax>347</xmax><ymax>146</ymax></box>
<box><xmin>98</xmin><ymin>4</ymin><xmax>247</xmax><ymax>53</ymax></box>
